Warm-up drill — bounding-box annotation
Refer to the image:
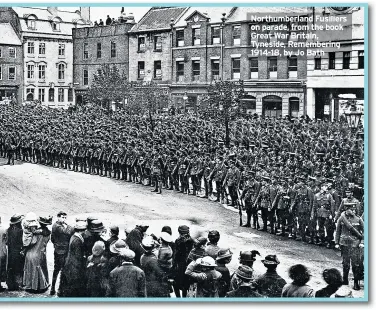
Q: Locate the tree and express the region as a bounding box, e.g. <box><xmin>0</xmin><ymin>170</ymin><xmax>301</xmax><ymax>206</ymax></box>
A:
<box><xmin>88</xmin><ymin>64</ymin><xmax>129</xmax><ymax>111</ymax></box>
<box><xmin>128</xmin><ymin>81</ymin><xmax>170</xmax><ymax>131</ymax></box>
<box><xmin>202</xmin><ymin>80</ymin><xmax>245</xmax><ymax>147</ymax></box>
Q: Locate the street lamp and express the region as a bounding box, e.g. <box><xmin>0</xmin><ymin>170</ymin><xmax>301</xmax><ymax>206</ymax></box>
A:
<box><xmin>183</xmin><ymin>91</ymin><xmax>188</xmax><ymax>113</ymax></box>
<box><xmin>344</xmin><ymin>102</ymin><xmax>363</xmax><ymax>132</ymax></box>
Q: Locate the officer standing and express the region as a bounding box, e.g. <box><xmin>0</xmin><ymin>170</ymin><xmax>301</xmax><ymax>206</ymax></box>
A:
<box><xmin>335</xmin><ymin>202</ymin><xmax>364</xmax><ymax>290</ymax></box>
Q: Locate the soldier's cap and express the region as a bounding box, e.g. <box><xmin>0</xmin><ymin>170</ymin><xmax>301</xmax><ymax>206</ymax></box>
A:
<box><xmin>57</xmin><ymin>211</ymin><xmax>67</xmax><ymax>217</ymax></box>
<box><xmin>261</xmin><ymin>175</ymin><xmax>271</xmax><ymax>181</ymax></box>
<box><xmin>308</xmin><ymin>176</ymin><xmax>316</xmax><ymax>181</ymax></box>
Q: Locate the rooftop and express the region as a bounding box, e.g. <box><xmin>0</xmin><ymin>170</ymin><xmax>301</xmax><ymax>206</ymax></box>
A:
<box><xmin>130</xmin><ymin>7</ymin><xmax>187</xmax><ymax>32</ymax></box>
<box><xmin>0</xmin><ymin>22</ymin><xmax>22</xmax><ymax>45</ymax></box>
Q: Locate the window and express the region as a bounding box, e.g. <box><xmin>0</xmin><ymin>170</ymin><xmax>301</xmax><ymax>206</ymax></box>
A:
<box><xmin>138</xmin><ymin>37</ymin><xmax>145</xmax><ymax>52</ymax></box>
<box><xmin>212</xmin><ymin>27</ymin><xmax>220</xmax><ymax>44</ymax></box>
<box><xmin>268</xmin><ymin>57</ymin><xmax>277</xmax><ymax>78</ymax></box>
<box><xmin>83</xmin><ymin>69</ymin><xmax>88</xmax><ymax>85</ymax></box>
<box><xmin>249</xmin><ymin>57</ymin><xmax>258</xmax><ymax>79</ymax></box>
<box><xmin>58</xmin><ymin>44</ymin><xmax>65</xmax><ymax>57</ymax></box>
<box><xmin>111</xmin><ymin>41</ymin><xmax>116</xmax><ymax>58</ymax></box>
<box><xmin>358</xmin><ymin>51</ymin><xmax>364</xmax><ymax>69</ymax></box>
<box><xmin>39</xmin><ymin>43</ymin><xmax>45</xmax><ymax>55</ymax></box>
<box><xmin>288</xmin><ymin>56</ymin><xmax>297</xmax><ymax>78</ymax></box>
<box><xmin>38</xmin><ymin>64</ymin><xmax>46</xmax><ymax>79</ymax></box>
<box><xmin>38</xmin><ymin>88</ymin><xmax>45</xmax><ymax>102</ymax></box>
<box><xmin>58</xmin><ymin>64</ymin><xmax>65</xmax><ymax>80</ymax></box>
<box><xmin>343</xmin><ymin>51</ymin><xmax>350</xmax><ymax>69</ymax></box>
<box><xmin>27</xmin><ymin>18</ymin><xmax>36</xmax><ymax>30</ymax></box>
<box><xmin>8</xmin><ymin>67</ymin><xmax>15</xmax><ymax>80</ymax></box>
<box><xmin>211</xmin><ymin>60</ymin><xmax>220</xmax><ymax>80</ymax></box>
<box><xmin>192</xmin><ymin>28</ymin><xmax>201</xmax><ymax>46</ymax></box>
<box><xmin>68</xmin><ymin>88</ymin><xmax>73</xmax><ymax>102</ymax></box>
<box><xmin>177</xmin><ymin>30</ymin><xmax>184</xmax><ymax>47</ymax></box>
<box><xmin>241</xmin><ymin>95</ymin><xmax>256</xmax><ymax>114</ymax></box>
<box><xmin>289</xmin><ymin>97</ymin><xmax>300</xmax><ymax>118</ymax></box>
<box><xmin>138</xmin><ymin>62</ymin><xmax>145</xmax><ymax>79</ymax></box>
<box><xmin>9</xmin><ymin>47</ymin><xmax>16</xmax><ymax>58</ymax></box>
<box><xmin>177</xmin><ymin>61</ymin><xmax>184</xmax><ymax>82</ymax></box>
<box><xmin>58</xmin><ymin>88</ymin><xmax>64</xmax><ymax>102</ymax></box>
<box><xmin>232</xmin><ymin>58</ymin><xmax>241</xmax><ymax>79</ymax></box>
<box><xmin>192</xmin><ymin>60</ymin><xmax>200</xmax><ymax>81</ymax></box>
<box><xmin>48</xmin><ymin>88</ymin><xmax>54</xmax><ymax>102</ymax></box>
<box><xmin>26</xmin><ymin>88</ymin><xmax>35</xmax><ymax>101</ymax></box>
<box><xmin>52</xmin><ymin>21</ymin><xmax>60</xmax><ymax>31</ymax></box>
<box><xmin>329</xmin><ymin>52</ymin><xmax>335</xmax><ymax>69</ymax></box>
<box><xmin>154</xmin><ymin>36</ymin><xmax>162</xmax><ymax>51</ymax></box>
<box><xmin>154</xmin><ymin>61</ymin><xmax>162</xmax><ymax>79</ymax></box>
<box><xmin>0</xmin><ymin>67</ymin><xmax>2</xmax><ymax>80</ymax></box>
<box><xmin>28</xmin><ymin>42</ymin><xmax>35</xmax><ymax>54</ymax></box>
<box><xmin>27</xmin><ymin>64</ymin><xmax>35</xmax><ymax>79</ymax></box>
<box><xmin>314</xmin><ymin>57</ymin><xmax>321</xmax><ymax>70</ymax></box>
<box><xmin>233</xmin><ymin>25</ymin><xmax>241</xmax><ymax>46</ymax></box>
<box><xmin>83</xmin><ymin>43</ymin><xmax>88</xmax><ymax>59</ymax></box>
<box><xmin>97</xmin><ymin>43</ymin><xmax>102</xmax><ymax>59</ymax></box>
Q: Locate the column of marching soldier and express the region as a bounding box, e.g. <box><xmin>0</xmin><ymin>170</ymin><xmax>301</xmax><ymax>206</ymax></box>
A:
<box><xmin>0</xmin><ymin>104</ymin><xmax>364</xmax><ymax>250</ymax></box>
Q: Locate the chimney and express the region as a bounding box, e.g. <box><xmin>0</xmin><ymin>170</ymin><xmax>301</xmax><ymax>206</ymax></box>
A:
<box><xmin>80</xmin><ymin>7</ymin><xmax>90</xmax><ymax>22</ymax></box>
<box><xmin>47</xmin><ymin>7</ymin><xmax>58</xmax><ymax>15</ymax></box>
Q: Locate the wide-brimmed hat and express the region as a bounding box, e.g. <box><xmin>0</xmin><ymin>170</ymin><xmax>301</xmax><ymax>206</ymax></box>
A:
<box><xmin>57</xmin><ymin>211</ymin><xmax>67</xmax><ymax>217</ymax></box>
<box><xmin>235</xmin><ymin>265</ymin><xmax>254</xmax><ymax>280</ymax></box>
<box><xmin>216</xmin><ymin>248</ymin><xmax>233</xmax><ymax>261</ymax></box>
<box><xmin>160</xmin><ymin>232</ymin><xmax>173</xmax><ymax>243</ymax></box>
<box><xmin>334</xmin><ymin>286</ymin><xmax>353</xmax><ymax>298</ymax></box>
<box><xmin>178</xmin><ymin>225</ymin><xmax>190</xmax><ymax>234</ymax></box>
<box><xmin>109</xmin><ymin>225</ymin><xmax>119</xmax><ymax>235</ymax></box>
<box><xmin>92</xmin><ymin>241</ymin><xmax>105</xmax><ymax>257</ymax></box>
<box><xmin>38</xmin><ymin>216</ymin><xmax>53</xmax><ymax>226</ymax></box>
<box><xmin>197</xmin><ymin>256</ymin><xmax>217</xmax><ymax>267</ymax></box>
<box><xmin>10</xmin><ymin>213</ymin><xmax>24</xmax><ymax>224</ymax></box>
<box><xmin>89</xmin><ymin>220</ymin><xmax>105</xmax><ymax>232</ymax></box>
<box><xmin>261</xmin><ymin>254</ymin><xmax>280</xmax><ymax>265</ymax></box>
<box><xmin>110</xmin><ymin>239</ymin><xmax>128</xmax><ymax>254</ymax></box>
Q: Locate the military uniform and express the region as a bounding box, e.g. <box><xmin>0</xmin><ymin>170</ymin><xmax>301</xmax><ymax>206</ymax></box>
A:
<box><xmin>240</xmin><ymin>175</ymin><xmax>261</xmax><ymax>229</ymax></box>
<box><xmin>223</xmin><ymin>164</ymin><xmax>241</xmax><ymax>207</ymax></box>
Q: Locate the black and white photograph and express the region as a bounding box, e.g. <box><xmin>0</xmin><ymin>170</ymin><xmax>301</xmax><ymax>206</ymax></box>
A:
<box><xmin>0</xmin><ymin>3</ymin><xmax>367</xmax><ymax>301</ymax></box>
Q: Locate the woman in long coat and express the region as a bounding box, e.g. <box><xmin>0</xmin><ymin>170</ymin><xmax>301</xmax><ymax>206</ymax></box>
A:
<box><xmin>58</xmin><ymin>220</ymin><xmax>87</xmax><ymax>297</ymax></box>
<box><xmin>22</xmin><ymin>216</ymin><xmax>52</xmax><ymax>293</ymax></box>
<box><xmin>6</xmin><ymin>214</ymin><xmax>24</xmax><ymax>291</ymax></box>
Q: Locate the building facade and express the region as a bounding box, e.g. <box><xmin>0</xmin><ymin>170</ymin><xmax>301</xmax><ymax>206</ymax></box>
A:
<box><xmin>170</xmin><ymin>7</ymin><xmax>308</xmax><ymax>116</ymax></box>
<box><xmin>72</xmin><ymin>18</ymin><xmax>134</xmax><ymax>106</ymax></box>
<box><xmin>0</xmin><ymin>8</ymin><xmax>23</xmax><ymax>104</ymax></box>
<box><xmin>128</xmin><ymin>7</ymin><xmax>187</xmax><ymax>85</ymax></box>
<box><xmin>11</xmin><ymin>6</ymin><xmax>90</xmax><ymax>108</ymax></box>
<box><xmin>306</xmin><ymin>7</ymin><xmax>364</xmax><ymax>120</ymax></box>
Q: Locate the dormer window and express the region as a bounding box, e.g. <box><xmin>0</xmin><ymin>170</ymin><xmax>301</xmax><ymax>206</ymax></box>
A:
<box><xmin>52</xmin><ymin>21</ymin><xmax>60</xmax><ymax>31</ymax></box>
<box><xmin>26</xmin><ymin>15</ymin><xmax>37</xmax><ymax>30</ymax></box>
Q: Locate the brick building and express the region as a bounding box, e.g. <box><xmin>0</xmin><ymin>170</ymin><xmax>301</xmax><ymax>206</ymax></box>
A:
<box><xmin>128</xmin><ymin>7</ymin><xmax>187</xmax><ymax>87</ymax></box>
<box><xmin>0</xmin><ymin>8</ymin><xmax>23</xmax><ymax>104</ymax></box>
<box><xmin>72</xmin><ymin>17</ymin><xmax>135</xmax><ymax>106</ymax></box>
<box><xmin>306</xmin><ymin>7</ymin><xmax>364</xmax><ymax>120</ymax></box>
<box><xmin>11</xmin><ymin>6</ymin><xmax>91</xmax><ymax>108</ymax></box>
<box><xmin>171</xmin><ymin>7</ymin><xmax>308</xmax><ymax>116</ymax></box>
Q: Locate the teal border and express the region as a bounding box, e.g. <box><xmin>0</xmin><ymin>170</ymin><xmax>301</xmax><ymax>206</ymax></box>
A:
<box><xmin>0</xmin><ymin>2</ymin><xmax>368</xmax><ymax>303</ymax></box>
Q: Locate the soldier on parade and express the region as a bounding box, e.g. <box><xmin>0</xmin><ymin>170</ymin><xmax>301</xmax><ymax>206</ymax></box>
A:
<box><xmin>335</xmin><ymin>188</ymin><xmax>361</xmax><ymax>222</ymax></box>
<box><xmin>240</xmin><ymin>171</ymin><xmax>260</xmax><ymax>229</ymax></box>
<box><xmin>273</xmin><ymin>177</ymin><xmax>293</xmax><ymax>237</ymax></box>
<box><xmin>151</xmin><ymin>151</ymin><xmax>164</xmax><ymax>194</ymax></box>
<box><xmin>312</xmin><ymin>183</ymin><xmax>336</xmax><ymax>248</ymax></box>
<box><xmin>223</xmin><ymin>158</ymin><xmax>241</xmax><ymax>209</ymax></box>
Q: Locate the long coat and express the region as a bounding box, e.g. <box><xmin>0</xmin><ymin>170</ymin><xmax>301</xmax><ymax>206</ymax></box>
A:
<box><xmin>0</xmin><ymin>226</ymin><xmax>7</xmax><ymax>282</ymax></box>
<box><xmin>141</xmin><ymin>254</ymin><xmax>170</xmax><ymax>297</ymax></box>
<box><xmin>125</xmin><ymin>227</ymin><xmax>145</xmax><ymax>267</ymax></box>
<box><xmin>59</xmin><ymin>233</ymin><xmax>87</xmax><ymax>297</ymax></box>
<box><xmin>173</xmin><ymin>235</ymin><xmax>194</xmax><ymax>290</ymax></box>
<box><xmin>5</xmin><ymin>223</ymin><xmax>24</xmax><ymax>290</ymax></box>
<box><xmin>22</xmin><ymin>227</ymin><xmax>51</xmax><ymax>291</ymax></box>
<box><xmin>107</xmin><ymin>263</ymin><xmax>146</xmax><ymax>297</ymax></box>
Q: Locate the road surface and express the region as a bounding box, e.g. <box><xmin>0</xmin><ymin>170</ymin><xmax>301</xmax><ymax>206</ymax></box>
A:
<box><xmin>0</xmin><ymin>158</ymin><xmax>364</xmax><ymax>298</ymax></box>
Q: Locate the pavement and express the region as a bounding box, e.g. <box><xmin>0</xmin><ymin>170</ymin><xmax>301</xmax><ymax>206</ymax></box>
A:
<box><xmin>0</xmin><ymin>158</ymin><xmax>365</xmax><ymax>298</ymax></box>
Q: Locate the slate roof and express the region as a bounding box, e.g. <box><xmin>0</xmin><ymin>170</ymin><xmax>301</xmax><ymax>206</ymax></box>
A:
<box><xmin>226</xmin><ymin>7</ymin><xmax>309</xmax><ymax>23</ymax></box>
<box><xmin>174</xmin><ymin>7</ymin><xmax>235</xmax><ymax>27</ymax></box>
<box><xmin>130</xmin><ymin>7</ymin><xmax>187</xmax><ymax>32</ymax></box>
<box><xmin>0</xmin><ymin>23</ymin><xmax>22</xmax><ymax>45</ymax></box>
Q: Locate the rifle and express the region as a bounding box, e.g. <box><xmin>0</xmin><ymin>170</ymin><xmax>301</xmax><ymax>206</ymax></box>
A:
<box><xmin>184</xmin><ymin>160</ymin><xmax>191</xmax><ymax>178</ymax></box>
